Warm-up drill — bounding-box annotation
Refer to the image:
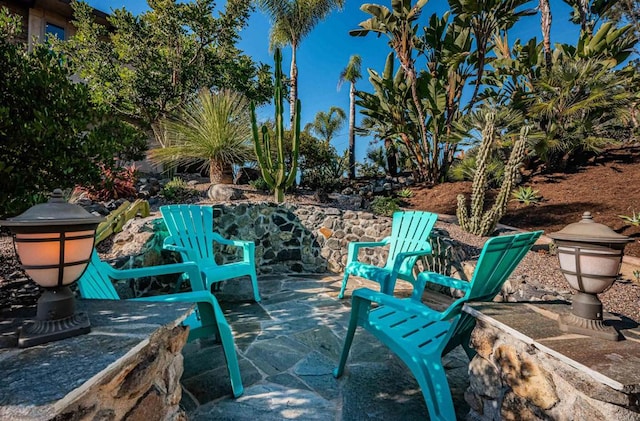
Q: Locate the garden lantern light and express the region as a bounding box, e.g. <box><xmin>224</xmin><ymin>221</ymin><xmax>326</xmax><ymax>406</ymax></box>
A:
<box><xmin>0</xmin><ymin>189</ymin><xmax>103</xmax><ymax>347</ymax></box>
<box><xmin>549</xmin><ymin>211</ymin><xmax>632</xmax><ymax>341</ymax></box>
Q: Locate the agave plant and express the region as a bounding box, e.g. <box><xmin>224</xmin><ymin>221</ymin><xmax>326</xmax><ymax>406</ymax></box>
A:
<box><xmin>511</xmin><ymin>186</ymin><xmax>542</xmax><ymax>206</ymax></box>
<box><xmin>618</xmin><ymin>210</ymin><xmax>640</xmax><ymax>227</ymax></box>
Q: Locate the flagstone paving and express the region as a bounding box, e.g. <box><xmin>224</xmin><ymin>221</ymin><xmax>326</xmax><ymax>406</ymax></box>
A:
<box><xmin>181</xmin><ymin>274</ymin><xmax>470</xmax><ymax>420</ymax></box>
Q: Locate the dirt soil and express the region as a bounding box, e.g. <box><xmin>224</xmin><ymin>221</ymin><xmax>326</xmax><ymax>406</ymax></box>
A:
<box><xmin>407</xmin><ymin>145</ymin><xmax>640</xmax><ymax>258</ymax></box>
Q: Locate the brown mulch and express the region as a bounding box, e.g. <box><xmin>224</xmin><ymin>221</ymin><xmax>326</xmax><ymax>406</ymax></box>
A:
<box><xmin>406</xmin><ymin>145</ymin><xmax>640</xmax><ymax>257</ymax></box>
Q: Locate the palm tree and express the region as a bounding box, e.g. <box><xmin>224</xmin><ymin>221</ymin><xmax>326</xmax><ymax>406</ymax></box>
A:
<box><xmin>148</xmin><ymin>89</ymin><xmax>254</xmax><ymax>184</ymax></box>
<box><xmin>305</xmin><ymin>106</ymin><xmax>346</xmax><ymax>144</ymax></box>
<box><xmin>338</xmin><ymin>54</ymin><xmax>362</xmax><ymax>179</ymax></box>
<box><xmin>255</xmin><ymin>0</ymin><xmax>345</xmax><ymax>127</ymax></box>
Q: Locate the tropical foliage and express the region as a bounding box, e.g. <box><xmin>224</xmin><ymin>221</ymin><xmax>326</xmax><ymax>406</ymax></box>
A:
<box><xmin>58</xmin><ymin>0</ymin><xmax>271</xmax><ymax>148</ymax></box>
<box><xmin>305</xmin><ymin>106</ymin><xmax>346</xmax><ymax>145</ymax></box>
<box><xmin>353</xmin><ymin>0</ymin><xmax>639</xmax><ymax>186</ymax></box>
<box><xmin>0</xmin><ymin>8</ymin><xmax>146</xmax><ymax>218</ymax></box>
<box><xmin>149</xmin><ymin>89</ymin><xmax>254</xmax><ymax>184</ymax></box>
<box><xmin>299</xmin><ymin>130</ymin><xmax>346</xmax><ymax>191</ymax></box>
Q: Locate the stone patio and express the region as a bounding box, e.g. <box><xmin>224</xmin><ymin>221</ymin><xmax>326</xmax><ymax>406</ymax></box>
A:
<box><xmin>180</xmin><ymin>274</ymin><xmax>471</xmax><ymax>420</ymax></box>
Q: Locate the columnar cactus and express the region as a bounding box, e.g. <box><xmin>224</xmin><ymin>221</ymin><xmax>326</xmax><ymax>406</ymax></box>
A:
<box><xmin>250</xmin><ymin>48</ymin><xmax>300</xmax><ymax>203</ymax></box>
<box><xmin>457</xmin><ymin>113</ymin><xmax>530</xmax><ymax>236</ymax></box>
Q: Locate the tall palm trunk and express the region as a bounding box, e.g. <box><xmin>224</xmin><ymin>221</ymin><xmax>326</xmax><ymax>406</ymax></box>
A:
<box><xmin>540</xmin><ymin>0</ymin><xmax>552</xmax><ymax>68</ymax></box>
<box><xmin>289</xmin><ymin>44</ymin><xmax>298</xmax><ymax>128</ymax></box>
<box><xmin>348</xmin><ymin>81</ymin><xmax>356</xmax><ymax>179</ymax></box>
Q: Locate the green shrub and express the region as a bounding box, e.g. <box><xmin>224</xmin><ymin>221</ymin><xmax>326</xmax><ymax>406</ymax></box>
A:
<box><xmin>0</xmin><ymin>8</ymin><xmax>146</xmax><ymax>217</ymax></box>
<box><xmin>448</xmin><ymin>153</ymin><xmax>505</xmax><ymax>187</ymax></box>
<box><xmin>358</xmin><ymin>161</ymin><xmax>385</xmax><ymax>178</ymax></box>
<box><xmin>161</xmin><ymin>177</ymin><xmax>200</xmax><ymax>202</ymax></box>
<box><xmin>250</xmin><ymin>177</ymin><xmax>271</xmax><ymax>192</ymax></box>
<box><xmin>371</xmin><ymin>196</ymin><xmax>400</xmax><ymax>217</ymax></box>
<box><xmin>510</xmin><ymin>186</ymin><xmax>542</xmax><ymax>206</ymax></box>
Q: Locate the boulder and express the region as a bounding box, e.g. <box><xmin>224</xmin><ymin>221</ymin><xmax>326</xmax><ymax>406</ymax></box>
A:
<box><xmin>207</xmin><ymin>184</ymin><xmax>244</xmax><ymax>202</ymax></box>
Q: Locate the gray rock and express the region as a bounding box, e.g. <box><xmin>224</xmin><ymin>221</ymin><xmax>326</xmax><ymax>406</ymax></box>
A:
<box><xmin>207</xmin><ymin>184</ymin><xmax>244</xmax><ymax>201</ymax></box>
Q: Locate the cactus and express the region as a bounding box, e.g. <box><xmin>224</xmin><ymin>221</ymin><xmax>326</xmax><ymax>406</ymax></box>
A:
<box><xmin>456</xmin><ymin>113</ymin><xmax>529</xmax><ymax>236</ymax></box>
<box><xmin>250</xmin><ymin>48</ymin><xmax>300</xmax><ymax>203</ymax></box>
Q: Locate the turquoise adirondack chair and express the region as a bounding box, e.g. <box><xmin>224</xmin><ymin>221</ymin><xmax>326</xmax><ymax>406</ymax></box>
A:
<box><xmin>78</xmin><ymin>251</ymin><xmax>244</xmax><ymax>398</ymax></box>
<box><xmin>338</xmin><ymin>211</ymin><xmax>438</xmax><ymax>298</ymax></box>
<box><xmin>160</xmin><ymin>204</ymin><xmax>260</xmax><ymax>302</ymax></box>
<box><xmin>334</xmin><ymin>231</ymin><xmax>542</xmax><ymax>421</ymax></box>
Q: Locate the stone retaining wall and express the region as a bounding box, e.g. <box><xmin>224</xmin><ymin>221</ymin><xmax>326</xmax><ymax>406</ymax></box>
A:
<box><xmin>466</xmin><ymin>320</ymin><xmax>640</xmax><ymax>420</ymax></box>
<box><xmin>58</xmin><ymin>325</ymin><xmax>189</xmax><ymax>421</ymax></box>
<box><xmin>110</xmin><ymin>203</ymin><xmax>465</xmax><ymax>280</ymax></box>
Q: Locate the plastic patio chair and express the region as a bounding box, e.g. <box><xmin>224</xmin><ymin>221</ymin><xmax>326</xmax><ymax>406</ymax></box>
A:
<box><xmin>338</xmin><ymin>211</ymin><xmax>438</xmax><ymax>298</ymax></box>
<box><xmin>160</xmin><ymin>204</ymin><xmax>260</xmax><ymax>302</ymax></box>
<box><xmin>78</xmin><ymin>251</ymin><xmax>244</xmax><ymax>398</ymax></box>
<box><xmin>334</xmin><ymin>230</ymin><xmax>542</xmax><ymax>420</ymax></box>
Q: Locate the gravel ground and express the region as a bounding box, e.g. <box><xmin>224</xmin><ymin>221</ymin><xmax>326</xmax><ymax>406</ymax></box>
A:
<box><xmin>1</xmin><ymin>216</ymin><xmax>639</xmax><ymax>323</ymax></box>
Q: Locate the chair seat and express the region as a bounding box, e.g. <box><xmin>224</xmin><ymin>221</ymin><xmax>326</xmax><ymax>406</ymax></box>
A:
<box><xmin>366</xmin><ymin>304</ymin><xmax>453</xmax><ymax>356</ymax></box>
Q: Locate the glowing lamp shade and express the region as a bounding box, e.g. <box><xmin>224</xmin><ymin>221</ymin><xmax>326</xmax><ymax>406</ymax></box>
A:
<box><xmin>14</xmin><ymin>230</ymin><xmax>96</xmax><ymax>287</ymax></box>
<box><xmin>0</xmin><ymin>189</ymin><xmax>104</xmax><ymax>347</ymax></box>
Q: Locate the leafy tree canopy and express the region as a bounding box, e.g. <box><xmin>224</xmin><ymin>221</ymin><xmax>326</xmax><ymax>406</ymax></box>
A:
<box><xmin>0</xmin><ymin>7</ymin><xmax>146</xmax><ymax>218</ymax></box>
<box><xmin>59</xmin><ymin>0</ymin><xmax>272</xmax><ymax>146</ymax></box>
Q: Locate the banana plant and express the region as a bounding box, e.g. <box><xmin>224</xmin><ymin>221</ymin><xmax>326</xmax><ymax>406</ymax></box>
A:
<box><xmin>250</xmin><ymin>48</ymin><xmax>300</xmax><ymax>203</ymax></box>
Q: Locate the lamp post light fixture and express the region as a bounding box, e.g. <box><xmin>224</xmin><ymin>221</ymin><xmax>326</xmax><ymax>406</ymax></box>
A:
<box><xmin>0</xmin><ymin>189</ymin><xmax>104</xmax><ymax>347</ymax></box>
<box><xmin>549</xmin><ymin>211</ymin><xmax>632</xmax><ymax>341</ymax></box>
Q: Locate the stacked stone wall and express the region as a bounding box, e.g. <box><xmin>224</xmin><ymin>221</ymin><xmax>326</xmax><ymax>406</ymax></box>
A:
<box><xmin>466</xmin><ymin>321</ymin><xmax>640</xmax><ymax>420</ymax></box>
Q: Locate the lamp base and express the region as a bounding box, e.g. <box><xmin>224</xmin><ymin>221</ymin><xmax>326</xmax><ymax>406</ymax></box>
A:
<box><xmin>558</xmin><ymin>313</ymin><xmax>620</xmax><ymax>341</ymax></box>
<box><xmin>18</xmin><ymin>312</ymin><xmax>91</xmax><ymax>348</ymax></box>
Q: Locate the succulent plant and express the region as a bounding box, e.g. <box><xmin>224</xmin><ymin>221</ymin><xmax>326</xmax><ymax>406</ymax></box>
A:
<box><xmin>250</xmin><ymin>48</ymin><xmax>300</xmax><ymax>203</ymax></box>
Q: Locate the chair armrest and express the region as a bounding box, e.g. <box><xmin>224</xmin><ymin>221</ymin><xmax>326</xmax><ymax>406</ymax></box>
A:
<box><xmin>347</xmin><ymin>237</ymin><xmax>391</xmax><ymax>262</ymax></box>
<box><xmin>418</xmin><ymin>272</ymin><xmax>470</xmax><ymax>291</ymax></box>
<box><xmin>410</xmin><ymin>272</ymin><xmax>471</xmax><ymax>302</ymax></box>
<box><xmin>133</xmin><ymin>290</ymin><xmax>226</xmax><ymax>319</ymax></box>
<box><xmin>105</xmin><ymin>261</ymin><xmax>206</xmax><ymax>292</ymax></box>
<box><xmin>211</xmin><ymin>233</ymin><xmax>255</xmax><ymax>262</ymax></box>
<box><xmin>352</xmin><ymin>287</ymin><xmax>444</xmax><ymax>322</ymax></box>
<box><xmin>391</xmin><ymin>247</ymin><xmax>432</xmax><ymax>272</ymax></box>
<box><xmin>162</xmin><ymin>236</ymin><xmax>192</xmax><ymax>254</ymax></box>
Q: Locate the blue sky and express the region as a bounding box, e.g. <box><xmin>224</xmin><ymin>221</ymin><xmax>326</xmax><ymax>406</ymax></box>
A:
<box><xmin>87</xmin><ymin>0</ymin><xmax>579</xmax><ymax>162</ymax></box>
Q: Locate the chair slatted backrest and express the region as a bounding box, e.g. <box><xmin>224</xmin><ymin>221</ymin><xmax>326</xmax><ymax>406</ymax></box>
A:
<box><xmin>161</xmin><ymin>204</ymin><xmax>216</xmax><ymax>263</ymax></box>
<box><xmin>78</xmin><ymin>252</ymin><xmax>121</xmax><ymax>300</ymax></box>
<box><xmin>441</xmin><ymin>231</ymin><xmax>543</xmax><ymax>320</ymax></box>
<box><xmin>385</xmin><ymin>211</ymin><xmax>438</xmax><ymax>272</ymax></box>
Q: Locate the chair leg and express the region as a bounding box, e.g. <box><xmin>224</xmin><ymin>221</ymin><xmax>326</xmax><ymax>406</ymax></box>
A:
<box><xmin>333</xmin><ymin>296</ymin><xmax>365</xmax><ymax>378</ymax></box>
<box><xmin>249</xmin><ymin>267</ymin><xmax>261</xmax><ymax>302</ymax></box>
<box><xmin>380</xmin><ymin>276</ymin><xmax>395</xmax><ymax>295</ymax></box>
<box><xmin>338</xmin><ymin>272</ymin><xmax>350</xmax><ymax>299</ymax></box>
<box><xmin>216</xmin><ymin>317</ymin><xmax>244</xmax><ymax>398</ymax></box>
<box><xmin>413</xmin><ymin>357</ymin><xmax>456</xmax><ymax>421</ymax></box>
